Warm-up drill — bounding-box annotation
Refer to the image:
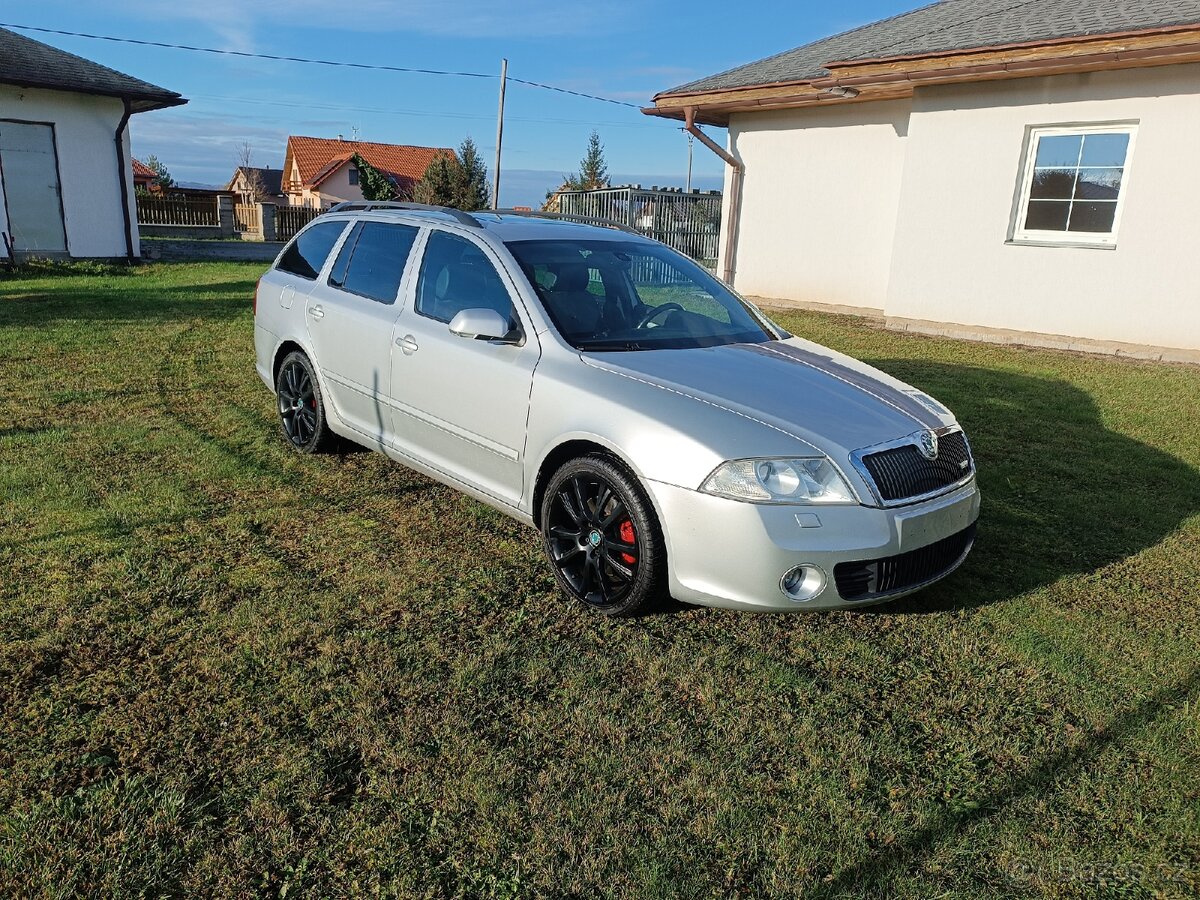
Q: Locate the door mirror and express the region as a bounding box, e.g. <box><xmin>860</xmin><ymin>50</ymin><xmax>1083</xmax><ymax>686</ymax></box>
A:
<box><xmin>448</xmin><ymin>308</ymin><xmax>519</xmax><ymax>343</ymax></box>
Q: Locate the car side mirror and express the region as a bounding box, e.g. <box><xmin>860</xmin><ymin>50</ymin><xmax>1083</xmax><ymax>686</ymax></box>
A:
<box><xmin>448</xmin><ymin>308</ymin><xmax>520</xmax><ymax>344</ymax></box>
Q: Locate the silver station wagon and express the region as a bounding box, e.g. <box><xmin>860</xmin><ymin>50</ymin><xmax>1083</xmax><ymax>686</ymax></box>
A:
<box><xmin>254</xmin><ymin>203</ymin><xmax>980</xmax><ymax>616</ymax></box>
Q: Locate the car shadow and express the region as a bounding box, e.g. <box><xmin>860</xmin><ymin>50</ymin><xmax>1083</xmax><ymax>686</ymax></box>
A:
<box><xmin>853</xmin><ymin>359</ymin><xmax>1200</xmax><ymax>614</ymax></box>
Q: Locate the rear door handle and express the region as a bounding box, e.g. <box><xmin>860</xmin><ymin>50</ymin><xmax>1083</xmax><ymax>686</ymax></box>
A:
<box><xmin>308</xmin><ymin>305</ymin><xmax>325</xmax><ymax>320</ymax></box>
<box><xmin>396</xmin><ymin>334</ymin><xmax>419</xmax><ymax>355</ymax></box>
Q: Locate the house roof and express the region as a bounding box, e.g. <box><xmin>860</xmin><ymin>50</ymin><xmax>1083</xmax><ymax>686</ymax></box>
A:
<box><xmin>131</xmin><ymin>158</ymin><xmax>157</xmax><ymax>180</ymax></box>
<box><xmin>283</xmin><ymin>136</ymin><xmax>452</xmax><ymax>193</ymax></box>
<box><xmin>227</xmin><ymin>166</ymin><xmax>285</xmax><ymax>197</ymax></box>
<box><xmin>0</xmin><ymin>26</ymin><xmax>186</xmax><ymax>112</ymax></box>
<box><xmin>664</xmin><ymin>0</ymin><xmax>1200</xmax><ymax>95</ymax></box>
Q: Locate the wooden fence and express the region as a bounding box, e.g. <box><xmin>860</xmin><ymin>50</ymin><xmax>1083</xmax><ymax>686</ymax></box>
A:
<box><xmin>276</xmin><ymin>206</ymin><xmax>322</xmax><ymax>242</ymax></box>
<box><xmin>136</xmin><ymin>195</ymin><xmax>219</xmax><ymax>227</ymax></box>
<box><xmin>234</xmin><ymin>203</ymin><xmax>262</xmax><ymax>237</ymax></box>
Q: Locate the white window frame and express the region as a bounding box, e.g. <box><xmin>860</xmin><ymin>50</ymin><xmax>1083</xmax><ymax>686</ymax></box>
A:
<box><xmin>1012</xmin><ymin>123</ymin><xmax>1138</xmax><ymax>248</ymax></box>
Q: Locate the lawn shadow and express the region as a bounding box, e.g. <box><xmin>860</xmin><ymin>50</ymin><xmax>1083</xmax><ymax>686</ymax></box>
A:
<box><xmin>858</xmin><ymin>360</ymin><xmax>1200</xmax><ymax>614</ymax></box>
<box><xmin>1</xmin><ymin>279</ymin><xmax>258</xmax><ymax>326</ymax></box>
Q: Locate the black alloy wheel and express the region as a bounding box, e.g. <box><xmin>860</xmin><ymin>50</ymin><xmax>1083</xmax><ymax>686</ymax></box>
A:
<box><xmin>541</xmin><ymin>454</ymin><xmax>665</xmax><ymax>616</ymax></box>
<box><xmin>276</xmin><ymin>351</ymin><xmax>333</xmax><ymax>453</ymax></box>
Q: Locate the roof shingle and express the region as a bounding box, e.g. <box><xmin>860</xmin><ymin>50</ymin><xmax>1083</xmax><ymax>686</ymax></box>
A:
<box><xmin>662</xmin><ymin>0</ymin><xmax>1200</xmax><ymax>95</ymax></box>
<box><xmin>0</xmin><ymin>26</ymin><xmax>185</xmax><ymax>112</ymax></box>
<box><xmin>285</xmin><ymin>136</ymin><xmax>453</xmax><ymax>193</ymax></box>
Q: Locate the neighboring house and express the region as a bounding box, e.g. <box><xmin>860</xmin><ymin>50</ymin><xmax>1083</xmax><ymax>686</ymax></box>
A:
<box><xmin>647</xmin><ymin>0</ymin><xmax>1200</xmax><ymax>357</ymax></box>
<box><xmin>0</xmin><ymin>27</ymin><xmax>185</xmax><ymax>260</ymax></box>
<box><xmin>225</xmin><ymin>165</ymin><xmax>286</xmax><ymax>205</ymax></box>
<box><xmin>132</xmin><ymin>157</ymin><xmax>157</xmax><ymax>190</ymax></box>
<box><xmin>281</xmin><ymin>135</ymin><xmax>451</xmax><ymax>208</ymax></box>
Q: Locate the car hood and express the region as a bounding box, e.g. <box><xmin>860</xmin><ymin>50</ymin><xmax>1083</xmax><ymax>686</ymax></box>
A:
<box><xmin>579</xmin><ymin>337</ymin><xmax>952</xmax><ymax>456</ymax></box>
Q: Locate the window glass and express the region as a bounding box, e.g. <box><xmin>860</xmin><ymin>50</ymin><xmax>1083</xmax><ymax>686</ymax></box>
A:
<box><xmin>507</xmin><ymin>239</ymin><xmax>775</xmax><ymax>351</ymax></box>
<box><xmin>348</xmin><ymin>167</ymin><xmax>360</xmax><ymax>186</ymax></box>
<box><xmin>415</xmin><ymin>231</ymin><xmax>516</xmax><ymax>325</ymax></box>
<box><xmin>276</xmin><ymin>220</ymin><xmax>346</xmax><ymax>279</ymax></box>
<box><xmin>334</xmin><ymin>222</ymin><xmax>418</xmax><ymax>304</ymax></box>
<box><xmin>1018</xmin><ymin>128</ymin><xmax>1132</xmax><ymax>242</ymax></box>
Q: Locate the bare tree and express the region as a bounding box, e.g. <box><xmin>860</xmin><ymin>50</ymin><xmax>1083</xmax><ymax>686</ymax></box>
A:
<box><xmin>236</xmin><ymin>141</ymin><xmax>267</xmax><ymax>202</ymax></box>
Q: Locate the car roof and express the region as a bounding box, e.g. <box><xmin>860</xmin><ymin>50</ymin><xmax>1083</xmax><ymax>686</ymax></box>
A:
<box><xmin>323</xmin><ymin>206</ymin><xmax>653</xmax><ymax>244</ymax></box>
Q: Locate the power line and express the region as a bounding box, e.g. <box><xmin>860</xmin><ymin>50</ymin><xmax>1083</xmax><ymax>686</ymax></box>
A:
<box><xmin>0</xmin><ymin>22</ymin><xmax>644</xmax><ymax>109</ymax></box>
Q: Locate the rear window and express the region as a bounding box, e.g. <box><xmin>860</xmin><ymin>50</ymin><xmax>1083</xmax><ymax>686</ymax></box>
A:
<box><xmin>276</xmin><ymin>220</ymin><xmax>347</xmax><ymax>280</ymax></box>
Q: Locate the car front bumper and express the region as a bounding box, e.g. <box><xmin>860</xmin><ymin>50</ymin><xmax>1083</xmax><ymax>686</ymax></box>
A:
<box><xmin>645</xmin><ymin>477</ymin><xmax>981</xmax><ymax>612</ymax></box>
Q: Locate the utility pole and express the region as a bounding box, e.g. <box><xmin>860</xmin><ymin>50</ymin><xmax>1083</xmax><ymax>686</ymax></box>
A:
<box><xmin>492</xmin><ymin>58</ymin><xmax>507</xmax><ymax>209</ymax></box>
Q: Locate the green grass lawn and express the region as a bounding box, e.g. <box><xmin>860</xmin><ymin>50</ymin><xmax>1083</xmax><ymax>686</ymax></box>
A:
<box><xmin>1</xmin><ymin>261</ymin><xmax>1198</xmax><ymax>898</ymax></box>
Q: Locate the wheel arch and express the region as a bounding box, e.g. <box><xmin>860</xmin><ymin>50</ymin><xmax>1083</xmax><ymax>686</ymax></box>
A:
<box><xmin>271</xmin><ymin>339</ymin><xmax>308</xmax><ymax>390</ymax></box>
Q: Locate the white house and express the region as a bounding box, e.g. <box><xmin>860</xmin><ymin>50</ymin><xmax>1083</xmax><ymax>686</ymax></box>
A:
<box><xmin>0</xmin><ymin>27</ymin><xmax>185</xmax><ymax>261</ymax></box>
<box><xmin>647</xmin><ymin>0</ymin><xmax>1200</xmax><ymax>360</ymax></box>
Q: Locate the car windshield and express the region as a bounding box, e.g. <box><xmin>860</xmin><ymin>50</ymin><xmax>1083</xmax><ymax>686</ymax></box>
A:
<box><xmin>506</xmin><ymin>238</ymin><xmax>779</xmax><ymax>351</ymax></box>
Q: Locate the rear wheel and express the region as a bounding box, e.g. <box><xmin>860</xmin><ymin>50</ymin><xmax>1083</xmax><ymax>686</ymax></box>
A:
<box><xmin>541</xmin><ymin>454</ymin><xmax>666</xmax><ymax>617</ymax></box>
<box><xmin>276</xmin><ymin>351</ymin><xmax>334</xmax><ymax>453</ymax></box>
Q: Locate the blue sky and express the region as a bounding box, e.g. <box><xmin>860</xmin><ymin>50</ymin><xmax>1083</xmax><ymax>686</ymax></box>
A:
<box><xmin>13</xmin><ymin>1</ymin><xmax>912</xmax><ymax>207</ymax></box>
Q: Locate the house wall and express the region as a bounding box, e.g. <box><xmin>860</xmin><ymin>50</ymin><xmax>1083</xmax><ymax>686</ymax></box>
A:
<box><xmin>313</xmin><ymin>163</ymin><xmax>364</xmax><ymax>207</ymax></box>
<box><xmin>723</xmin><ymin>98</ymin><xmax>912</xmax><ymax>311</ymax></box>
<box><xmin>0</xmin><ymin>85</ymin><xmax>137</xmax><ymax>258</ymax></box>
<box><xmin>886</xmin><ymin>64</ymin><xmax>1200</xmax><ymax>351</ymax></box>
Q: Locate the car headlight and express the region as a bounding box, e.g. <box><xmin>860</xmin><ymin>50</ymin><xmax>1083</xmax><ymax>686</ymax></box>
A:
<box><xmin>700</xmin><ymin>458</ymin><xmax>857</xmax><ymax>505</ymax></box>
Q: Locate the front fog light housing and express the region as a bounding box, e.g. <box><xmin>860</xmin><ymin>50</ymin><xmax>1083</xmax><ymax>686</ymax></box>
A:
<box><xmin>780</xmin><ymin>565</ymin><xmax>826</xmax><ymax>602</ymax></box>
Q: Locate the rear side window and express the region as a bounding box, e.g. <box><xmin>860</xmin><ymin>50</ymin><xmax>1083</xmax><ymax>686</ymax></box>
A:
<box><xmin>276</xmin><ymin>220</ymin><xmax>346</xmax><ymax>280</ymax></box>
<box><xmin>329</xmin><ymin>221</ymin><xmax>419</xmax><ymax>304</ymax></box>
<box><xmin>415</xmin><ymin>231</ymin><xmax>515</xmax><ymax>325</ymax></box>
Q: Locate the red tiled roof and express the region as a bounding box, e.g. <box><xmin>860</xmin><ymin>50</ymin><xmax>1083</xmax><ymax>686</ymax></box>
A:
<box><xmin>131</xmin><ymin>157</ymin><xmax>156</xmax><ymax>179</ymax></box>
<box><xmin>284</xmin><ymin>136</ymin><xmax>452</xmax><ymax>193</ymax></box>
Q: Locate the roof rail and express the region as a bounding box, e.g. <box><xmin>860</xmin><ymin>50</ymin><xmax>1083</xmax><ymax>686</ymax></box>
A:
<box><xmin>326</xmin><ymin>201</ymin><xmax>481</xmax><ymax>228</ymax></box>
<box><xmin>484</xmin><ymin>209</ymin><xmax>640</xmax><ymax>235</ymax></box>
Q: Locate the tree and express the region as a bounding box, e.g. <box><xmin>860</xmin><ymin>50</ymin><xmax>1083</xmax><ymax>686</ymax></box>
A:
<box><xmin>575</xmin><ymin>130</ymin><xmax>609</xmax><ymax>190</ymax></box>
<box><xmin>351</xmin><ymin>153</ymin><xmax>399</xmax><ymax>201</ymax></box>
<box><xmin>455</xmin><ymin>137</ymin><xmax>490</xmax><ymax>211</ymax></box>
<box><xmin>235</xmin><ymin>141</ymin><xmax>266</xmax><ymax>201</ymax></box>
<box><xmin>412</xmin><ymin>138</ymin><xmax>490</xmax><ymax>210</ymax></box>
<box><xmin>143</xmin><ymin>154</ymin><xmax>174</xmax><ymax>190</ymax></box>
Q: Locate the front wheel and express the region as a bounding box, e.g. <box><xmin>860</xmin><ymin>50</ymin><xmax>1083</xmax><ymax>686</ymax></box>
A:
<box><xmin>541</xmin><ymin>454</ymin><xmax>666</xmax><ymax>617</ymax></box>
<box><xmin>276</xmin><ymin>351</ymin><xmax>334</xmax><ymax>453</ymax></box>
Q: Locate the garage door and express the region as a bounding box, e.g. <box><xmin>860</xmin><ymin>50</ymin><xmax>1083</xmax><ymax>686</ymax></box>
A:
<box><xmin>0</xmin><ymin>120</ymin><xmax>68</xmax><ymax>253</ymax></box>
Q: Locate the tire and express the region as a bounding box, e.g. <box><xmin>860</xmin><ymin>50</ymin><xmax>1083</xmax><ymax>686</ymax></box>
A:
<box><xmin>540</xmin><ymin>453</ymin><xmax>666</xmax><ymax>617</ymax></box>
<box><xmin>275</xmin><ymin>351</ymin><xmax>335</xmax><ymax>454</ymax></box>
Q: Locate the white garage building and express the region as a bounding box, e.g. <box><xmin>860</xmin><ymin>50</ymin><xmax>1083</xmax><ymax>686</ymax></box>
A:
<box><xmin>0</xmin><ymin>27</ymin><xmax>185</xmax><ymax>261</ymax></box>
<box><xmin>648</xmin><ymin>0</ymin><xmax>1200</xmax><ymax>360</ymax></box>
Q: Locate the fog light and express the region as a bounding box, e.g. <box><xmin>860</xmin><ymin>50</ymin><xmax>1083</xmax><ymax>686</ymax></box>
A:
<box><xmin>780</xmin><ymin>565</ymin><xmax>826</xmax><ymax>602</ymax></box>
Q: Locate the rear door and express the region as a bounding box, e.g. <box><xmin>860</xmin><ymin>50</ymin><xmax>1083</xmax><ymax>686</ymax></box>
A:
<box><xmin>304</xmin><ymin>219</ymin><xmax>419</xmax><ymax>445</ymax></box>
<box><xmin>388</xmin><ymin>229</ymin><xmax>541</xmax><ymax>505</ymax></box>
<box><xmin>0</xmin><ymin>121</ymin><xmax>67</xmax><ymax>253</ymax></box>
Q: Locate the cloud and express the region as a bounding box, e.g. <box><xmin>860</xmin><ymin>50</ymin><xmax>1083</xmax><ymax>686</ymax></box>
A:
<box><xmin>130</xmin><ymin>111</ymin><xmax>300</xmax><ymax>184</ymax></box>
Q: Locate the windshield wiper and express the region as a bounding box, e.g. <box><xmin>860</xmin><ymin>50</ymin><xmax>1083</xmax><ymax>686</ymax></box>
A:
<box><xmin>577</xmin><ymin>340</ymin><xmax>651</xmax><ymax>352</ymax></box>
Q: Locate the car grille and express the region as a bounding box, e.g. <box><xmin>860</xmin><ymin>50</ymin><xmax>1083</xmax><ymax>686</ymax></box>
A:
<box><xmin>834</xmin><ymin>524</ymin><xmax>976</xmax><ymax>602</ymax></box>
<box><xmin>861</xmin><ymin>431</ymin><xmax>972</xmax><ymax>503</ymax></box>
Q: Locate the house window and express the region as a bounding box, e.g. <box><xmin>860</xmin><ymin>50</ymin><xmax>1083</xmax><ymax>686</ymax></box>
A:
<box><xmin>1013</xmin><ymin>125</ymin><xmax>1136</xmax><ymax>246</ymax></box>
<box><xmin>348</xmin><ymin>167</ymin><xmax>359</xmax><ymax>186</ymax></box>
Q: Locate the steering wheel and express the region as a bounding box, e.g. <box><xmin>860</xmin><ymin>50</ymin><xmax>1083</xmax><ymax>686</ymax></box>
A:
<box><xmin>635</xmin><ymin>302</ymin><xmax>685</xmax><ymax>330</ymax></box>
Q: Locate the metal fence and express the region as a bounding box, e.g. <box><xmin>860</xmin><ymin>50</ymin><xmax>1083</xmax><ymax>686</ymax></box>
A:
<box><xmin>554</xmin><ymin>186</ymin><xmax>722</xmax><ymax>270</ymax></box>
<box><xmin>276</xmin><ymin>206</ymin><xmax>322</xmax><ymax>242</ymax></box>
<box><xmin>136</xmin><ymin>195</ymin><xmax>218</xmax><ymax>227</ymax></box>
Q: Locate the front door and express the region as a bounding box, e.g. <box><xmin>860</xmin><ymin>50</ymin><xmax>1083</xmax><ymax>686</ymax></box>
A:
<box><xmin>0</xmin><ymin>121</ymin><xmax>67</xmax><ymax>254</ymax></box>
<box><xmin>305</xmin><ymin>219</ymin><xmax>420</xmax><ymax>447</ymax></box>
<box><xmin>389</xmin><ymin>229</ymin><xmax>541</xmax><ymax>506</ymax></box>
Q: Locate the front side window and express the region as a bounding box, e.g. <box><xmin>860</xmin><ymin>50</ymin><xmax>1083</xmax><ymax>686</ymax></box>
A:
<box><xmin>276</xmin><ymin>220</ymin><xmax>346</xmax><ymax>280</ymax></box>
<box><xmin>507</xmin><ymin>239</ymin><xmax>777</xmax><ymax>351</ymax></box>
<box><xmin>415</xmin><ymin>231</ymin><xmax>516</xmax><ymax>325</ymax></box>
<box><xmin>328</xmin><ymin>221</ymin><xmax>418</xmax><ymax>304</ymax></box>
<box><xmin>1014</xmin><ymin>125</ymin><xmax>1135</xmax><ymax>245</ymax></box>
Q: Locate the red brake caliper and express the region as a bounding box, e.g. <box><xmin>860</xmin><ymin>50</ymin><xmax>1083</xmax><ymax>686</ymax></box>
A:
<box><xmin>619</xmin><ymin>520</ymin><xmax>637</xmax><ymax>565</ymax></box>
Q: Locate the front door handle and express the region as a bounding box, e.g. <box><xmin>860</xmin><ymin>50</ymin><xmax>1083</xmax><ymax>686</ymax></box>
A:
<box><xmin>308</xmin><ymin>305</ymin><xmax>325</xmax><ymax>320</ymax></box>
<box><xmin>396</xmin><ymin>334</ymin><xmax>419</xmax><ymax>355</ymax></box>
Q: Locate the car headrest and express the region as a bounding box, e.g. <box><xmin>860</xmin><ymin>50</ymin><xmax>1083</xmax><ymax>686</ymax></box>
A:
<box><xmin>551</xmin><ymin>263</ymin><xmax>589</xmax><ymax>293</ymax></box>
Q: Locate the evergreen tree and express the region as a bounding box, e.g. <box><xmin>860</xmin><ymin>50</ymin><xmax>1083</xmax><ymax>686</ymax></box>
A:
<box><xmin>143</xmin><ymin>154</ymin><xmax>174</xmax><ymax>190</ymax></box>
<box><xmin>456</xmin><ymin>137</ymin><xmax>490</xmax><ymax>211</ymax></box>
<box><xmin>351</xmin><ymin>153</ymin><xmax>398</xmax><ymax>201</ymax></box>
<box><xmin>413</xmin><ymin>153</ymin><xmax>462</xmax><ymax>207</ymax></box>
<box><xmin>576</xmin><ymin>130</ymin><xmax>609</xmax><ymax>190</ymax></box>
